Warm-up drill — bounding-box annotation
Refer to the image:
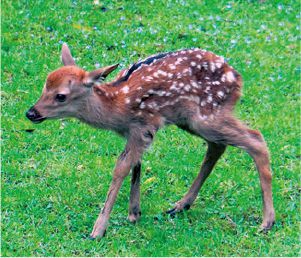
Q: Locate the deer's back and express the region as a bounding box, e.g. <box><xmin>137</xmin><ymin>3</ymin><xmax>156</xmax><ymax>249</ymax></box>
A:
<box><xmin>112</xmin><ymin>49</ymin><xmax>242</xmax><ymax>126</ymax></box>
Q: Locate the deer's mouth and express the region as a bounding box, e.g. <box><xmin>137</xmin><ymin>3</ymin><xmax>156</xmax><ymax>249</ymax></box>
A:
<box><xmin>31</xmin><ymin>117</ymin><xmax>47</xmax><ymax>124</ymax></box>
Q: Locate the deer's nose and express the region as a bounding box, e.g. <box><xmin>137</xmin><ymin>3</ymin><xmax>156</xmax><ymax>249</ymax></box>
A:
<box><xmin>26</xmin><ymin>106</ymin><xmax>41</xmax><ymax>121</ymax></box>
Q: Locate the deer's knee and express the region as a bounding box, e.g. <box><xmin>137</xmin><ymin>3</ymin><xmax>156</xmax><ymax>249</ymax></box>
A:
<box><xmin>243</xmin><ymin>130</ymin><xmax>268</xmax><ymax>156</ymax></box>
<box><xmin>248</xmin><ymin>129</ymin><xmax>265</xmax><ymax>142</ymax></box>
<box><xmin>243</xmin><ymin>135</ymin><xmax>272</xmax><ymax>175</ymax></box>
<box><xmin>114</xmin><ymin>153</ymin><xmax>133</xmax><ymax>179</ymax></box>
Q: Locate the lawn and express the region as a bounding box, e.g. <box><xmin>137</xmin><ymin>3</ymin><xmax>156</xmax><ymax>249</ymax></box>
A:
<box><xmin>1</xmin><ymin>0</ymin><xmax>300</xmax><ymax>256</ymax></box>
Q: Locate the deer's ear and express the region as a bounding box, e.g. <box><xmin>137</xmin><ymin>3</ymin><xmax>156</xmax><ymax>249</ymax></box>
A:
<box><xmin>61</xmin><ymin>43</ymin><xmax>76</xmax><ymax>66</ymax></box>
<box><xmin>83</xmin><ymin>64</ymin><xmax>119</xmax><ymax>87</ymax></box>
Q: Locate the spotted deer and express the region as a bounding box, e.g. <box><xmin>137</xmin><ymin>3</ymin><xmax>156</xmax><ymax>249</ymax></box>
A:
<box><xmin>26</xmin><ymin>43</ymin><xmax>275</xmax><ymax>239</ymax></box>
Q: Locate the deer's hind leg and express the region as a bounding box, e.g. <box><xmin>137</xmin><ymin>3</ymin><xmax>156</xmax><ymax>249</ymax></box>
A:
<box><xmin>197</xmin><ymin>116</ymin><xmax>275</xmax><ymax>230</ymax></box>
<box><xmin>167</xmin><ymin>141</ymin><xmax>226</xmax><ymax>215</ymax></box>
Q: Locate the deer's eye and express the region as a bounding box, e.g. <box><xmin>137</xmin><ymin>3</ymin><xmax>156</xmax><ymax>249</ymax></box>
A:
<box><xmin>55</xmin><ymin>94</ymin><xmax>66</xmax><ymax>102</ymax></box>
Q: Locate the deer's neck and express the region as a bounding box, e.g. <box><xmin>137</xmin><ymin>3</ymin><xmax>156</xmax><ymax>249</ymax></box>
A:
<box><xmin>76</xmin><ymin>86</ymin><xmax>129</xmax><ymax>136</ymax></box>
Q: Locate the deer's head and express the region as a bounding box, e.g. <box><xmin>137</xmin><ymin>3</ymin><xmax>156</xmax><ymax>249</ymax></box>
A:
<box><xmin>26</xmin><ymin>44</ymin><xmax>118</xmax><ymax>123</ymax></box>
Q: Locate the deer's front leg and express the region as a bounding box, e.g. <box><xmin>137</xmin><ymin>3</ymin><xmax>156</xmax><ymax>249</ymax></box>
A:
<box><xmin>128</xmin><ymin>162</ymin><xmax>141</xmax><ymax>223</ymax></box>
<box><xmin>90</xmin><ymin>148</ymin><xmax>137</xmax><ymax>239</ymax></box>
<box><xmin>90</xmin><ymin>127</ymin><xmax>155</xmax><ymax>239</ymax></box>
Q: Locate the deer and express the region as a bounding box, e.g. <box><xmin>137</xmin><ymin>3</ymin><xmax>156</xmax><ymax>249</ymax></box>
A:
<box><xmin>26</xmin><ymin>43</ymin><xmax>275</xmax><ymax>239</ymax></box>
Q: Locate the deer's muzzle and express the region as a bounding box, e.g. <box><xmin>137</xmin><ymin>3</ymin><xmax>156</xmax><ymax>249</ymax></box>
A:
<box><xmin>26</xmin><ymin>106</ymin><xmax>46</xmax><ymax>124</ymax></box>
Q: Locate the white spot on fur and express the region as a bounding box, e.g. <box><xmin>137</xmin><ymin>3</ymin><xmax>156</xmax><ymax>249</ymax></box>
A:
<box><xmin>196</xmin><ymin>54</ymin><xmax>202</xmax><ymax>59</ymax></box>
<box><xmin>201</xmin><ymin>100</ymin><xmax>206</xmax><ymax>106</ymax></box>
<box><xmin>207</xmin><ymin>95</ymin><xmax>213</xmax><ymax>103</ymax></box>
<box><xmin>191</xmin><ymin>61</ymin><xmax>196</xmax><ymax>66</ymax></box>
<box><xmin>216</xmin><ymin>62</ymin><xmax>223</xmax><ymax>69</ymax></box>
<box><xmin>169</xmin><ymin>64</ymin><xmax>176</xmax><ymax>70</ymax></box>
<box><xmin>221</xmin><ymin>74</ymin><xmax>226</xmax><ymax>82</ymax></box>
<box><xmin>148</xmin><ymin>102</ymin><xmax>158</xmax><ymax>110</ymax></box>
<box><xmin>140</xmin><ymin>102</ymin><xmax>145</xmax><ymax>109</ymax></box>
<box><xmin>122</xmin><ymin>86</ymin><xmax>129</xmax><ymax>94</ymax></box>
<box><xmin>205</xmin><ymin>86</ymin><xmax>211</xmax><ymax>93</ymax></box>
<box><xmin>170</xmin><ymin>84</ymin><xmax>178</xmax><ymax>91</ymax></box>
<box><xmin>175</xmin><ymin>58</ymin><xmax>183</xmax><ymax>65</ymax></box>
<box><xmin>212</xmin><ymin>81</ymin><xmax>220</xmax><ymax>85</ymax></box>
<box><xmin>168</xmin><ymin>73</ymin><xmax>173</xmax><ymax>78</ymax></box>
<box><xmin>200</xmin><ymin>114</ymin><xmax>208</xmax><ymax>120</ymax></box>
<box><xmin>125</xmin><ymin>98</ymin><xmax>130</xmax><ymax>104</ymax></box>
<box><xmin>225</xmin><ymin>71</ymin><xmax>235</xmax><ymax>82</ymax></box>
<box><xmin>153</xmin><ymin>72</ymin><xmax>159</xmax><ymax>78</ymax></box>
<box><xmin>145</xmin><ymin>76</ymin><xmax>153</xmax><ymax>81</ymax></box>
<box><xmin>135</xmin><ymin>98</ymin><xmax>141</xmax><ymax>103</ymax></box>
<box><xmin>158</xmin><ymin>70</ymin><xmax>167</xmax><ymax>76</ymax></box>
<box><xmin>217</xmin><ymin>91</ymin><xmax>225</xmax><ymax>98</ymax></box>
<box><xmin>210</xmin><ymin>62</ymin><xmax>216</xmax><ymax>72</ymax></box>
<box><xmin>191</xmin><ymin>81</ymin><xmax>198</xmax><ymax>88</ymax></box>
<box><xmin>184</xmin><ymin>85</ymin><xmax>191</xmax><ymax>91</ymax></box>
<box><xmin>183</xmin><ymin>68</ymin><xmax>189</xmax><ymax>74</ymax></box>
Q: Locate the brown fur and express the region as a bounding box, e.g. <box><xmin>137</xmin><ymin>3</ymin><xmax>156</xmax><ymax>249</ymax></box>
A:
<box><xmin>46</xmin><ymin>66</ymin><xmax>85</xmax><ymax>89</ymax></box>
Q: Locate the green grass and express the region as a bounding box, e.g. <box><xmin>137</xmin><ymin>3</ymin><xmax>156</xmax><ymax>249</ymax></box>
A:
<box><xmin>1</xmin><ymin>0</ymin><xmax>300</xmax><ymax>256</ymax></box>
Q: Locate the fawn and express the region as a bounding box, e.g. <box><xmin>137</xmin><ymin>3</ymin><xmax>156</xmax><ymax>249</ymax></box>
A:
<box><xmin>26</xmin><ymin>43</ymin><xmax>275</xmax><ymax>239</ymax></box>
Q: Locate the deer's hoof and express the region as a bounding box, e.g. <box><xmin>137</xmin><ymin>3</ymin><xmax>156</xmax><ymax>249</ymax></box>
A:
<box><xmin>166</xmin><ymin>207</ymin><xmax>177</xmax><ymax>217</ymax></box>
<box><xmin>166</xmin><ymin>203</ymin><xmax>191</xmax><ymax>217</ymax></box>
<box><xmin>128</xmin><ymin>211</ymin><xmax>141</xmax><ymax>223</ymax></box>
<box><xmin>260</xmin><ymin>220</ymin><xmax>275</xmax><ymax>233</ymax></box>
<box><xmin>260</xmin><ymin>211</ymin><xmax>275</xmax><ymax>232</ymax></box>
<box><xmin>89</xmin><ymin>229</ymin><xmax>107</xmax><ymax>240</ymax></box>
